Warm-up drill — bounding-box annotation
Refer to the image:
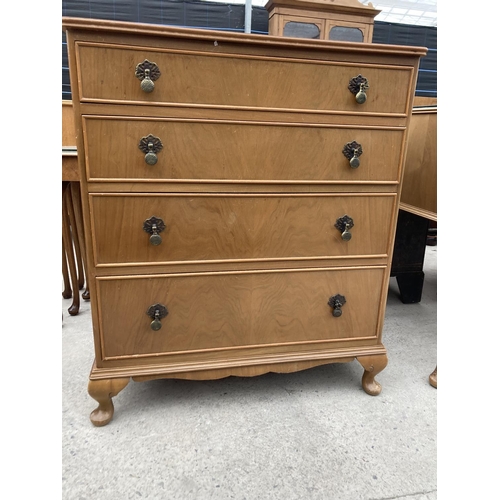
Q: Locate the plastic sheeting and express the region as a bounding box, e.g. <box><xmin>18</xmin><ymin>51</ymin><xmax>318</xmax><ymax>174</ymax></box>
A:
<box><xmin>372</xmin><ymin>21</ymin><xmax>437</xmax><ymax>98</ymax></box>
<box><xmin>62</xmin><ymin>0</ymin><xmax>436</xmax><ymax>100</ymax></box>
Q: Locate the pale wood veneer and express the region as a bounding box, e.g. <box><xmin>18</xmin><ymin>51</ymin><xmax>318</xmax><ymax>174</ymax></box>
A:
<box><xmin>97</xmin><ymin>267</ymin><xmax>385</xmax><ymax>359</ymax></box>
<box><xmin>76</xmin><ymin>42</ymin><xmax>412</xmax><ymax>114</ymax></box>
<box><xmin>83</xmin><ymin>116</ymin><xmax>405</xmax><ymax>183</ymax></box>
<box><xmin>63</xmin><ymin>17</ymin><xmax>425</xmax><ymax>426</ymax></box>
<box><xmin>400</xmin><ymin>104</ymin><xmax>437</xmax><ymax>220</ymax></box>
<box><xmin>90</xmin><ymin>193</ymin><xmax>396</xmax><ymax>267</ymax></box>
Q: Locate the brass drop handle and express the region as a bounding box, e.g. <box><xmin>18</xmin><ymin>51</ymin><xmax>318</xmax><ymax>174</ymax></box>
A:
<box><xmin>348</xmin><ymin>75</ymin><xmax>369</xmax><ymax>104</ymax></box>
<box><xmin>139</xmin><ymin>134</ymin><xmax>163</xmax><ymax>165</ymax></box>
<box><xmin>343</xmin><ymin>141</ymin><xmax>363</xmax><ymax>169</ymax></box>
<box><xmin>135</xmin><ymin>59</ymin><xmax>161</xmax><ymax>93</ymax></box>
<box><xmin>335</xmin><ymin>215</ymin><xmax>354</xmax><ymax>241</ymax></box>
<box><xmin>143</xmin><ymin>216</ymin><xmax>166</xmax><ymax>246</ymax></box>
<box><xmin>147</xmin><ymin>303</ymin><xmax>168</xmax><ymax>331</ymax></box>
<box><xmin>328</xmin><ymin>294</ymin><xmax>346</xmax><ymax>317</ymax></box>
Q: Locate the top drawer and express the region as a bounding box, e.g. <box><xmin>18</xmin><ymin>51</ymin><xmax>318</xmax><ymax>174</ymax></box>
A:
<box><xmin>75</xmin><ymin>42</ymin><xmax>413</xmax><ymax>115</ymax></box>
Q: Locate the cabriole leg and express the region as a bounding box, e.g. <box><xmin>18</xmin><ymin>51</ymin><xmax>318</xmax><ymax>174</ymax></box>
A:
<box><xmin>357</xmin><ymin>354</ymin><xmax>388</xmax><ymax>396</ymax></box>
<box><xmin>429</xmin><ymin>366</ymin><xmax>437</xmax><ymax>388</ymax></box>
<box><xmin>88</xmin><ymin>378</ymin><xmax>130</xmax><ymax>427</ymax></box>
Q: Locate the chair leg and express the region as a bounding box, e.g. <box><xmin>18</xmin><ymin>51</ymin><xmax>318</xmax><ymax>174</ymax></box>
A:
<box><xmin>66</xmin><ymin>183</ymin><xmax>85</xmax><ymax>290</ymax></box>
<box><xmin>62</xmin><ymin>182</ymin><xmax>80</xmax><ymax>315</ymax></box>
<box><xmin>70</xmin><ymin>182</ymin><xmax>90</xmax><ymax>301</ymax></box>
<box><xmin>62</xmin><ymin>240</ymin><xmax>72</xmax><ymax>299</ymax></box>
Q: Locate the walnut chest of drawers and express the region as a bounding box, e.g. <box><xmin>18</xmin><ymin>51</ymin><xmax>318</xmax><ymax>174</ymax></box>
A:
<box><xmin>63</xmin><ymin>17</ymin><xmax>426</xmax><ymax>426</ymax></box>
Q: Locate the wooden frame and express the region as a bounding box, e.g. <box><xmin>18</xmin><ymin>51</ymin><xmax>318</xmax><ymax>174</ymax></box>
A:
<box><xmin>265</xmin><ymin>0</ymin><xmax>380</xmax><ymax>42</ymax></box>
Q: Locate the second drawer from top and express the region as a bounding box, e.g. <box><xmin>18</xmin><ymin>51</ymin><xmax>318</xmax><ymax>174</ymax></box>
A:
<box><xmin>83</xmin><ymin>116</ymin><xmax>405</xmax><ymax>184</ymax></box>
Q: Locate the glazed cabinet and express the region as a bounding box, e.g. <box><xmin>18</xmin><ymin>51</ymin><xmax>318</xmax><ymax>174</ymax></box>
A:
<box><xmin>63</xmin><ymin>17</ymin><xmax>426</xmax><ymax>426</ymax></box>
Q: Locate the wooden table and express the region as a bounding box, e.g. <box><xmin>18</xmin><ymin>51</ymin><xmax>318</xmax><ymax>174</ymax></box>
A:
<box><xmin>62</xmin><ymin>100</ymin><xmax>79</xmax><ymax>181</ymax></box>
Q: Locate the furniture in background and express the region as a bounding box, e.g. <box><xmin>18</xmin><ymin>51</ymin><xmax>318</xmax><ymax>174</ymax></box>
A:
<box><xmin>399</xmin><ymin>97</ymin><xmax>437</xmax><ymax>220</ymax></box>
<box><xmin>62</xmin><ymin>100</ymin><xmax>89</xmax><ymax>315</ymax></box>
<box><xmin>265</xmin><ymin>0</ymin><xmax>380</xmax><ymax>42</ymax></box>
<box><xmin>390</xmin><ymin>98</ymin><xmax>437</xmax><ymax>304</ymax></box>
<box><xmin>391</xmin><ymin>96</ymin><xmax>437</xmax><ymax>389</ymax></box>
<box><xmin>64</xmin><ymin>17</ymin><xmax>425</xmax><ymax>425</ymax></box>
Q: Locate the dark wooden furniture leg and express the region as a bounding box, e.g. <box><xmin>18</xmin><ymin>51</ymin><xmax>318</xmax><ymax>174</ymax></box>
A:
<box><xmin>62</xmin><ymin>240</ymin><xmax>72</xmax><ymax>299</ymax></box>
<box><xmin>62</xmin><ymin>182</ymin><xmax>80</xmax><ymax>315</ymax></box>
<box><xmin>390</xmin><ymin>210</ymin><xmax>430</xmax><ymax>304</ymax></box>
<box><xmin>66</xmin><ymin>183</ymin><xmax>85</xmax><ymax>291</ymax></box>
<box><xmin>70</xmin><ymin>182</ymin><xmax>90</xmax><ymax>300</ymax></box>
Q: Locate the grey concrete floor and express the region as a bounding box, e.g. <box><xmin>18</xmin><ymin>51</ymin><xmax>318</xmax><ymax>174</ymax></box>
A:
<box><xmin>62</xmin><ymin>246</ymin><xmax>437</xmax><ymax>500</ymax></box>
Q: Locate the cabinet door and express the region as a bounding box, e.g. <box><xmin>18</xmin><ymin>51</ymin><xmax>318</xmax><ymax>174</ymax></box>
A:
<box><xmin>326</xmin><ymin>20</ymin><xmax>368</xmax><ymax>43</ymax></box>
<box><xmin>281</xmin><ymin>16</ymin><xmax>324</xmax><ymax>39</ymax></box>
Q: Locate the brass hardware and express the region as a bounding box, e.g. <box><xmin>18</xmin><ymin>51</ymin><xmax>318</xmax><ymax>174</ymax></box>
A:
<box><xmin>135</xmin><ymin>59</ymin><xmax>161</xmax><ymax>93</ymax></box>
<box><xmin>342</xmin><ymin>141</ymin><xmax>363</xmax><ymax>169</ymax></box>
<box><xmin>143</xmin><ymin>216</ymin><xmax>166</xmax><ymax>246</ymax></box>
<box><xmin>147</xmin><ymin>303</ymin><xmax>168</xmax><ymax>331</ymax></box>
<box><xmin>348</xmin><ymin>75</ymin><xmax>369</xmax><ymax>104</ymax></box>
<box><xmin>138</xmin><ymin>135</ymin><xmax>163</xmax><ymax>165</ymax></box>
<box><xmin>335</xmin><ymin>215</ymin><xmax>354</xmax><ymax>241</ymax></box>
<box><xmin>328</xmin><ymin>294</ymin><xmax>346</xmax><ymax>317</ymax></box>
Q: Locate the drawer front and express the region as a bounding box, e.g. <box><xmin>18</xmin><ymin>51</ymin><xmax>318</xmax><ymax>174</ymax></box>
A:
<box><xmin>97</xmin><ymin>267</ymin><xmax>385</xmax><ymax>358</ymax></box>
<box><xmin>90</xmin><ymin>193</ymin><xmax>396</xmax><ymax>266</ymax></box>
<box><xmin>84</xmin><ymin>116</ymin><xmax>404</xmax><ymax>183</ymax></box>
<box><xmin>77</xmin><ymin>43</ymin><xmax>412</xmax><ymax>114</ymax></box>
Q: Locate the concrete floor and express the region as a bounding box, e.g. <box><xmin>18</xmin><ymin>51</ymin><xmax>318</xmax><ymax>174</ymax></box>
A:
<box><xmin>62</xmin><ymin>246</ymin><xmax>437</xmax><ymax>500</ymax></box>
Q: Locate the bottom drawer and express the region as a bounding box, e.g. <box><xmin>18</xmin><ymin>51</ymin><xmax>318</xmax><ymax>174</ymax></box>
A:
<box><xmin>96</xmin><ymin>267</ymin><xmax>386</xmax><ymax>359</ymax></box>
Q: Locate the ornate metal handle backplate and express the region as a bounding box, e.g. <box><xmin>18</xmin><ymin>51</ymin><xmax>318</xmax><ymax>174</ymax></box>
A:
<box><xmin>147</xmin><ymin>303</ymin><xmax>168</xmax><ymax>331</ymax></box>
<box><xmin>135</xmin><ymin>59</ymin><xmax>161</xmax><ymax>93</ymax></box>
<box><xmin>139</xmin><ymin>134</ymin><xmax>163</xmax><ymax>165</ymax></box>
<box><xmin>143</xmin><ymin>216</ymin><xmax>166</xmax><ymax>246</ymax></box>
<box><xmin>335</xmin><ymin>215</ymin><xmax>354</xmax><ymax>241</ymax></box>
<box><xmin>348</xmin><ymin>75</ymin><xmax>369</xmax><ymax>104</ymax></box>
<box><xmin>328</xmin><ymin>294</ymin><xmax>346</xmax><ymax>317</ymax></box>
<box><xmin>343</xmin><ymin>141</ymin><xmax>363</xmax><ymax>169</ymax></box>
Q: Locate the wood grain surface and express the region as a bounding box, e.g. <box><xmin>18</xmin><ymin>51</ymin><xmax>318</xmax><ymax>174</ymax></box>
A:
<box><xmin>76</xmin><ymin>43</ymin><xmax>412</xmax><ymax>114</ymax></box>
<box><xmin>63</xmin><ymin>18</ymin><xmax>424</xmax><ymax>410</ymax></box>
<box><xmin>83</xmin><ymin>116</ymin><xmax>405</xmax><ymax>182</ymax></box>
<box><xmin>62</xmin><ymin>100</ymin><xmax>77</xmax><ymax>147</ymax></box>
<box><xmin>90</xmin><ymin>193</ymin><xmax>396</xmax><ymax>266</ymax></box>
<box><xmin>400</xmin><ymin>107</ymin><xmax>437</xmax><ymax>219</ymax></box>
<box><xmin>97</xmin><ymin>267</ymin><xmax>385</xmax><ymax>358</ymax></box>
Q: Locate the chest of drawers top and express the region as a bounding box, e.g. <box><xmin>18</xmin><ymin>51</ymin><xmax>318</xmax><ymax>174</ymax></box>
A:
<box><xmin>64</xmin><ymin>17</ymin><xmax>426</xmax><ymax>120</ymax></box>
